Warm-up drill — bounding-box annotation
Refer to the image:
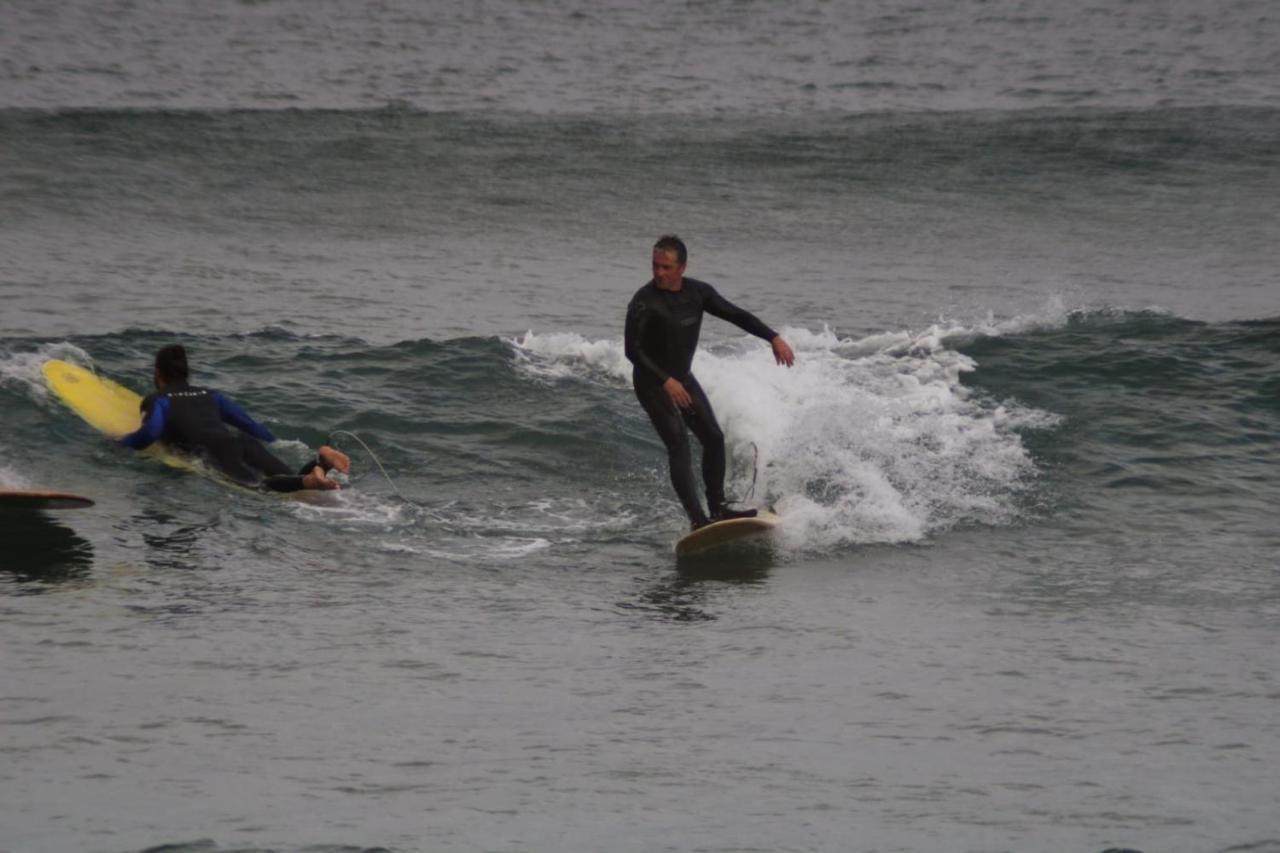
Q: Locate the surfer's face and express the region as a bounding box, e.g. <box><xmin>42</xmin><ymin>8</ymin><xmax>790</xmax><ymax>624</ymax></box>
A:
<box><xmin>652</xmin><ymin>249</ymin><xmax>685</xmax><ymax>291</ymax></box>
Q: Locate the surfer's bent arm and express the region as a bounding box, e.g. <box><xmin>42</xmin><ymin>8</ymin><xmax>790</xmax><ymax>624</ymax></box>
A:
<box><xmin>212</xmin><ymin>392</ymin><xmax>277</xmax><ymax>443</ymax></box>
<box><xmin>624</xmin><ymin>298</ymin><xmax>670</xmax><ymax>385</ymax></box>
<box><xmin>700</xmin><ymin>282</ymin><xmax>777</xmax><ymax>343</ymax></box>
<box><xmin>120</xmin><ymin>398</ymin><xmax>169</xmax><ymax>449</ymax></box>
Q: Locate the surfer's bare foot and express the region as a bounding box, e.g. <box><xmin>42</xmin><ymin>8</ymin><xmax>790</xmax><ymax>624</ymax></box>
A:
<box><xmin>302</xmin><ymin>466</ymin><xmax>339</xmax><ymax>490</ymax></box>
<box><xmin>317</xmin><ymin>445</ymin><xmax>350</xmax><ymax>474</ymax></box>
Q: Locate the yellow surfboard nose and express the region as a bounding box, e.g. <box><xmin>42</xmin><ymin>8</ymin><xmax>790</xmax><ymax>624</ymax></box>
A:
<box><xmin>43</xmin><ymin>359</ymin><xmax>144</xmax><ymax>438</ymax></box>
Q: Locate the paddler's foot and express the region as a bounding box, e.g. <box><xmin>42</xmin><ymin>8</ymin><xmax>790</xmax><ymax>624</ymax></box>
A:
<box><xmin>302</xmin><ymin>466</ymin><xmax>339</xmax><ymax>491</ymax></box>
<box><xmin>690</xmin><ymin>515</ymin><xmax>712</xmax><ymax>532</ymax></box>
<box><xmin>711</xmin><ymin>505</ymin><xmax>758</xmax><ymax>522</ymax></box>
<box><xmin>317</xmin><ymin>445</ymin><xmax>350</xmax><ymax>474</ymax></box>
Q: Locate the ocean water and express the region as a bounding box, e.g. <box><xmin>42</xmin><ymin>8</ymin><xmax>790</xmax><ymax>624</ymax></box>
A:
<box><xmin>2</xmin><ymin>2</ymin><xmax>1279</xmax><ymax>852</ymax></box>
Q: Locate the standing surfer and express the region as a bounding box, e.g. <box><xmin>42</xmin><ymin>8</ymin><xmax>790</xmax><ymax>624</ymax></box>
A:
<box><xmin>119</xmin><ymin>344</ymin><xmax>349</xmax><ymax>492</ymax></box>
<box><xmin>625</xmin><ymin>235</ymin><xmax>795</xmax><ymax>530</ymax></box>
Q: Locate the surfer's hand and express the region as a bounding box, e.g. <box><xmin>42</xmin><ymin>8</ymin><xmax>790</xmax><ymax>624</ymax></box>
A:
<box><xmin>772</xmin><ymin>336</ymin><xmax>795</xmax><ymax>367</ymax></box>
<box><xmin>664</xmin><ymin>377</ymin><xmax>692</xmax><ymax>409</ymax></box>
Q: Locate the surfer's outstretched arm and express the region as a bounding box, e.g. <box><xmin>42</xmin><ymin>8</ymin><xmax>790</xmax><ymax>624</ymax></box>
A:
<box><xmin>700</xmin><ymin>282</ymin><xmax>777</xmax><ymax>341</ymax></box>
<box><xmin>700</xmin><ymin>282</ymin><xmax>795</xmax><ymax>367</ymax></box>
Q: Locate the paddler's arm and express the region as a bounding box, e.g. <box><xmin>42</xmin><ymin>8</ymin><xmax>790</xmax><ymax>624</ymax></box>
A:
<box><xmin>119</xmin><ymin>398</ymin><xmax>169</xmax><ymax>450</ymax></box>
<box><xmin>212</xmin><ymin>391</ymin><xmax>277</xmax><ymax>443</ymax></box>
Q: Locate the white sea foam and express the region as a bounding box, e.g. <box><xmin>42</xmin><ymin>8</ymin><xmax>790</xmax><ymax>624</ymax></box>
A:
<box><xmin>285</xmin><ymin>488</ymin><xmax>409</xmax><ymax>526</ymax></box>
<box><xmin>0</xmin><ymin>463</ymin><xmax>31</xmax><ymax>490</ymax></box>
<box><xmin>378</xmin><ymin>542</ymin><xmax>420</xmax><ymax>554</ymax></box>
<box><xmin>382</xmin><ymin>538</ymin><xmax>552</xmax><ymax>563</ymax></box>
<box><xmin>0</xmin><ymin>342</ymin><xmax>96</xmax><ymax>404</ymax></box>
<box><xmin>512</xmin><ymin>320</ymin><xmax>1060</xmax><ymax>550</ymax></box>
<box><xmin>487</xmin><ymin>537</ymin><xmax>553</xmax><ymax>557</ymax></box>
<box><xmin>508</xmin><ymin>330</ymin><xmax>631</xmax><ymax>384</ymax></box>
<box><xmin>447</xmin><ymin>496</ymin><xmax>639</xmax><ymax>539</ymax></box>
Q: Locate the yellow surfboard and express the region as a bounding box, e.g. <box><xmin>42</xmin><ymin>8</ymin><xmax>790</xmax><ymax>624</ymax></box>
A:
<box><xmin>43</xmin><ymin>359</ymin><xmax>202</xmax><ymax>472</ymax></box>
<box><xmin>675</xmin><ymin>511</ymin><xmax>782</xmax><ymax>556</ymax></box>
<box><xmin>43</xmin><ymin>359</ymin><xmax>148</xmax><ymax>437</ymax></box>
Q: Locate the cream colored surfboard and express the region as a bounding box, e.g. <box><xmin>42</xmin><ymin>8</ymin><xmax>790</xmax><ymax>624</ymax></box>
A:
<box><xmin>675</xmin><ymin>511</ymin><xmax>781</xmax><ymax>556</ymax></box>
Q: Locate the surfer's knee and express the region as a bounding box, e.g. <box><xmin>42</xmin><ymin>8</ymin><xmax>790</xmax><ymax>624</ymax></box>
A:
<box><xmin>694</xmin><ymin>422</ymin><xmax>724</xmax><ymax>451</ymax></box>
<box><xmin>664</xmin><ymin>430</ymin><xmax>691</xmax><ymax>461</ymax></box>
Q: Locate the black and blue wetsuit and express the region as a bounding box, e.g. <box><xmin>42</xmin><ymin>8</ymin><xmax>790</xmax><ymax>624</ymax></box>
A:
<box><xmin>120</xmin><ymin>382</ymin><xmax>320</xmax><ymax>492</ymax></box>
<box><xmin>624</xmin><ymin>277</ymin><xmax>777</xmax><ymax>525</ymax></box>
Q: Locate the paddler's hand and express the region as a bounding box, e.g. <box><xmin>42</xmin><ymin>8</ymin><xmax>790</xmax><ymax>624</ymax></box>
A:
<box><xmin>771</xmin><ymin>336</ymin><xmax>795</xmax><ymax>367</ymax></box>
<box><xmin>664</xmin><ymin>377</ymin><xmax>693</xmax><ymax>410</ymax></box>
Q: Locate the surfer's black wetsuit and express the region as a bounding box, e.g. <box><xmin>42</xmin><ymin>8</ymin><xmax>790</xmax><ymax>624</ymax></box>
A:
<box><xmin>119</xmin><ymin>382</ymin><xmax>323</xmax><ymax>492</ymax></box>
<box><xmin>624</xmin><ymin>277</ymin><xmax>777</xmax><ymax>525</ymax></box>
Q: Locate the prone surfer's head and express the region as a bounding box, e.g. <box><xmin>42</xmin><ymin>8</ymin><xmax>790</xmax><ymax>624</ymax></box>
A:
<box><xmin>154</xmin><ymin>344</ymin><xmax>189</xmax><ymax>387</ymax></box>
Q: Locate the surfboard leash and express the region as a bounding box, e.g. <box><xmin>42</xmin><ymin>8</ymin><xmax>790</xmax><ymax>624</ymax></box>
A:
<box><xmin>326</xmin><ymin>429</ymin><xmax>420</xmax><ymax>507</ymax></box>
<box><xmin>742</xmin><ymin>440</ymin><xmax>759</xmax><ymax>504</ymax></box>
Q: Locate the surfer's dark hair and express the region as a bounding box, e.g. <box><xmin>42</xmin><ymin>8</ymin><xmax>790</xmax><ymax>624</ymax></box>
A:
<box><xmin>155</xmin><ymin>344</ymin><xmax>190</xmax><ymax>383</ymax></box>
<box><xmin>653</xmin><ymin>234</ymin><xmax>687</xmax><ymax>265</ymax></box>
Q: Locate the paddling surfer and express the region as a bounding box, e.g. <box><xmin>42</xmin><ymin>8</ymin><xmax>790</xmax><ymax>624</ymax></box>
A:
<box><xmin>625</xmin><ymin>235</ymin><xmax>795</xmax><ymax>530</ymax></box>
<box><xmin>119</xmin><ymin>344</ymin><xmax>349</xmax><ymax>492</ymax></box>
